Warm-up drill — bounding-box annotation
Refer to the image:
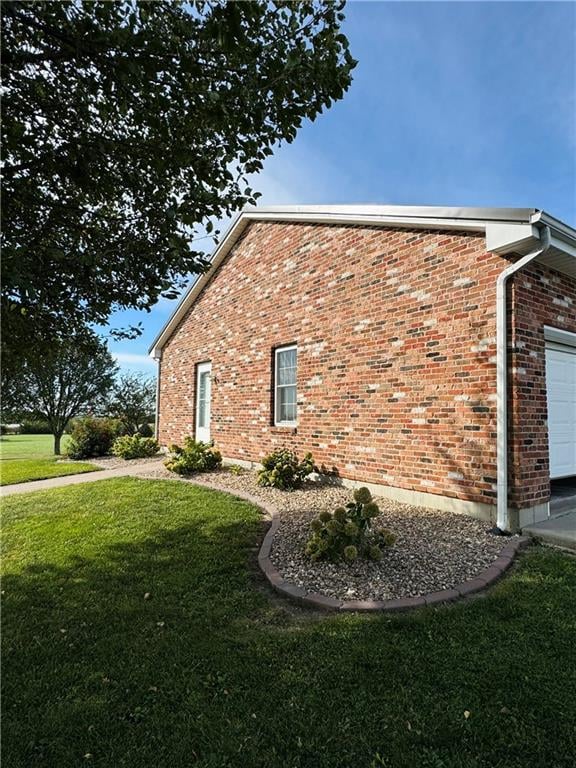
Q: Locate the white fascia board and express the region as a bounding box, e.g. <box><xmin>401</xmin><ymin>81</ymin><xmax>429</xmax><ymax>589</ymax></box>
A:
<box><xmin>485</xmin><ymin>218</ymin><xmax>576</xmax><ymax>263</ymax></box>
<box><xmin>244</xmin><ymin>209</ymin><xmax>487</xmax><ymax>232</ymax></box>
<box><xmin>485</xmin><ymin>222</ymin><xmax>541</xmax><ymax>255</ymax></box>
<box><xmin>248</xmin><ymin>204</ymin><xmax>537</xmax><ymax>223</ymax></box>
<box><xmin>532</xmin><ymin>210</ymin><xmax>576</xmax><ymax>243</ymax></box>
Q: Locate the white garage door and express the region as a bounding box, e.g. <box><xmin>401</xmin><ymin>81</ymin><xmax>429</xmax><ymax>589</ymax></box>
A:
<box><xmin>546</xmin><ymin>343</ymin><xmax>576</xmax><ymax>479</ymax></box>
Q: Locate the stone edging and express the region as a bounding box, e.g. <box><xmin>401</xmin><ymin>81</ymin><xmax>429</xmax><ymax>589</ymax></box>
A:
<box><xmin>165</xmin><ymin>475</ymin><xmax>533</xmax><ymax>612</ymax></box>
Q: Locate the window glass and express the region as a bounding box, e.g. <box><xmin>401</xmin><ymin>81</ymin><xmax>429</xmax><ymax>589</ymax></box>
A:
<box><xmin>275</xmin><ymin>346</ymin><xmax>297</xmax><ymax>424</ymax></box>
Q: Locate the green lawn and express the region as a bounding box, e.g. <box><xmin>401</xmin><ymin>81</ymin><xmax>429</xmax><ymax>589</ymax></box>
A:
<box><xmin>0</xmin><ymin>434</ymin><xmax>97</xmax><ymax>485</ymax></box>
<box><xmin>2</xmin><ymin>477</ymin><xmax>575</xmax><ymax>768</ymax></box>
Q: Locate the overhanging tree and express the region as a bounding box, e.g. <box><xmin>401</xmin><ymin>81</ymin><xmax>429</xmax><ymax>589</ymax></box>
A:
<box><xmin>9</xmin><ymin>334</ymin><xmax>118</xmax><ymax>455</ymax></box>
<box><xmin>1</xmin><ymin>0</ymin><xmax>356</xmax><ymax>352</ymax></box>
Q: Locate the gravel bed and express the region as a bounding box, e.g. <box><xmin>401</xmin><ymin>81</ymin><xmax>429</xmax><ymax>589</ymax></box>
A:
<box><xmin>271</xmin><ymin>502</ymin><xmax>514</xmax><ymax>600</ymax></box>
<box><xmin>82</xmin><ymin>455</ymin><xmax>166</xmax><ymax>470</ymax></box>
<box><xmin>138</xmin><ymin>465</ymin><xmax>516</xmax><ymax>601</ymax></box>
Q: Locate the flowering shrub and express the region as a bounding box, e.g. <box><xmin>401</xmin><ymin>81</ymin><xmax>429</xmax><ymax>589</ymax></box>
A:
<box><xmin>164</xmin><ymin>438</ymin><xmax>222</xmax><ymax>475</ymax></box>
<box><xmin>112</xmin><ymin>435</ymin><xmax>159</xmax><ymax>460</ymax></box>
<box><xmin>257</xmin><ymin>448</ymin><xmax>315</xmax><ymax>490</ymax></box>
<box><xmin>305</xmin><ymin>487</ymin><xmax>396</xmax><ymax>563</ymax></box>
<box><xmin>67</xmin><ymin>417</ymin><xmax>123</xmax><ymax>459</ymax></box>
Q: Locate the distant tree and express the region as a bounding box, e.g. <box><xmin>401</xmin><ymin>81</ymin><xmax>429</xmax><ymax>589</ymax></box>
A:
<box><xmin>1</xmin><ymin>0</ymin><xmax>356</xmax><ymax>353</ymax></box>
<box><xmin>6</xmin><ymin>334</ymin><xmax>118</xmax><ymax>455</ymax></box>
<box><xmin>107</xmin><ymin>373</ymin><xmax>156</xmax><ymax>435</ymax></box>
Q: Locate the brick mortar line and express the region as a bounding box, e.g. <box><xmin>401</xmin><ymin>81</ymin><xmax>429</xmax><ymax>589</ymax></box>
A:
<box><xmin>182</xmin><ymin>476</ymin><xmax>532</xmax><ymax>612</ymax></box>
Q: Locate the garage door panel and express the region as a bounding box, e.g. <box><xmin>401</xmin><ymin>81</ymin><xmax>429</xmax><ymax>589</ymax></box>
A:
<box><xmin>546</xmin><ymin>346</ymin><xmax>576</xmax><ymax>479</ymax></box>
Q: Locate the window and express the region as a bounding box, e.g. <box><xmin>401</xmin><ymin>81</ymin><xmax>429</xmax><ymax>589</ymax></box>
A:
<box><xmin>275</xmin><ymin>345</ymin><xmax>297</xmax><ymax>425</ymax></box>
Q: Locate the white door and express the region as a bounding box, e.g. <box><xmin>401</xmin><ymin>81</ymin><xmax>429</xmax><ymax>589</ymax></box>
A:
<box><xmin>546</xmin><ymin>345</ymin><xmax>576</xmax><ymax>478</ymax></box>
<box><xmin>195</xmin><ymin>362</ymin><xmax>212</xmax><ymax>443</ymax></box>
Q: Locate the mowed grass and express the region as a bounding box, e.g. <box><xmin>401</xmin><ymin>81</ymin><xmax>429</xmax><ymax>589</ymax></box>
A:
<box><xmin>2</xmin><ymin>478</ymin><xmax>576</xmax><ymax>767</ymax></box>
<box><xmin>0</xmin><ymin>434</ymin><xmax>97</xmax><ymax>485</ymax></box>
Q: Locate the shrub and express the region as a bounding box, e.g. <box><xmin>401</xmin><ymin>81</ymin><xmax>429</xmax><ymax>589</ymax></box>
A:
<box><xmin>227</xmin><ymin>464</ymin><xmax>245</xmax><ymax>476</ymax></box>
<box><xmin>257</xmin><ymin>449</ymin><xmax>315</xmax><ymax>490</ymax></box>
<box><xmin>67</xmin><ymin>417</ymin><xmax>122</xmax><ymax>459</ymax></box>
<box><xmin>137</xmin><ymin>422</ymin><xmax>154</xmax><ymax>438</ymax></box>
<box><xmin>112</xmin><ymin>435</ymin><xmax>159</xmax><ymax>460</ymax></box>
<box><xmin>64</xmin><ymin>419</ymin><xmax>75</xmax><ymax>435</ymax></box>
<box><xmin>20</xmin><ymin>420</ymin><xmax>52</xmax><ymax>434</ymax></box>
<box><xmin>1</xmin><ymin>424</ymin><xmax>20</xmax><ymax>435</ymax></box>
<box><xmin>164</xmin><ymin>438</ymin><xmax>222</xmax><ymax>475</ymax></box>
<box><xmin>305</xmin><ymin>487</ymin><xmax>396</xmax><ymax>563</ymax></box>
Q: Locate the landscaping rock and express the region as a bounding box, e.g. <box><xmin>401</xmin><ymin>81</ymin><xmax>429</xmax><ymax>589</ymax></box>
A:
<box><xmin>139</xmin><ymin>465</ymin><xmax>517</xmax><ymax>602</ymax></box>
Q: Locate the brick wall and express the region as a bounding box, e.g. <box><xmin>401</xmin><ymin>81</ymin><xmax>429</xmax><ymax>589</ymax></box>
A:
<box><xmin>159</xmin><ymin>221</ymin><xmax>514</xmax><ymax>507</ymax></box>
<box><xmin>508</xmin><ymin>263</ymin><xmax>576</xmax><ymax>508</ymax></box>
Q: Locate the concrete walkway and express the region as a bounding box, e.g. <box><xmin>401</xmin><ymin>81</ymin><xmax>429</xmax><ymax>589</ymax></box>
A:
<box><xmin>523</xmin><ymin>510</ymin><xmax>576</xmax><ymax>552</ymax></box>
<box><xmin>0</xmin><ymin>461</ymin><xmax>162</xmax><ymax>497</ymax></box>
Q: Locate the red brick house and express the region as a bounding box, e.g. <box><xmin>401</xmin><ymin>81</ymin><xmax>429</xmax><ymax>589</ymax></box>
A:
<box><xmin>150</xmin><ymin>206</ymin><xmax>576</xmax><ymax>532</ymax></box>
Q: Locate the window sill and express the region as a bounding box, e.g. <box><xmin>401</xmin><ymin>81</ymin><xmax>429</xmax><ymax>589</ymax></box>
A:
<box><xmin>270</xmin><ymin>425</ymin><xmax>298</xmax><ymax>435</ymax></box>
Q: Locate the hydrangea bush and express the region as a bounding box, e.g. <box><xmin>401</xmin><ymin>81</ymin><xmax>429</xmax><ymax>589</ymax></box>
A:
<box><xmin>305</xmin><ymin>487</ymin><xmax>396</xmax><ymax>563</ymax></box>
<box><xmin>112</xmin><ymin>435</ymin><xmax>159</xmax><ymax>460</ymax></box>
<box><xmin>164</xmin><ymin>438</ymin><xmax>222</xmax><ymax>475</ymax></box>
<box><xmin>257</xmin><ymin>448</ymin><xmax>315</xmax><ymax>490</ymax></box>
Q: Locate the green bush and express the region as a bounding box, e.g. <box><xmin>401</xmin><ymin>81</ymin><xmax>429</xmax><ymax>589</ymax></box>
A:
<box><xmin>112</xmin><ymin>435</ymin><xmax>159</xmax><ymax>460</ymax></box>
<box><xmin>20</xmin><ymin>420</ymin><xmax>52</xmax><ymax>434</ymax></box>
<box><xmin>137</xmin><ymin>422</ymin><xmax>154</xmax><ymax>438</ymax></box>
<box><xmin>64</xmin><ymin>419</ymin><xmax>77</xmax><ymax>435</ymax></box>
<box><xmin>305</xmin><ymin>487</ymin><xmax>396</xmax><ymax>563</ymax></box>
<box><xmin>67</xmin><ymin>417</ymin><xmax>122</xmax><ymax>459</ymax></box>
<box><xmin>164</xmin><ymin>438</ymin><xmax>222</xmax><ymax>475</ymax></box>
<box><xmin>1</xmin><ymin>424</ymin><xmax>20</xmax><ymax>435</ymax></box>
<box><xmin>257</xmin><ymin>449</ymin><xmax>315</xmax><ymax>490</ymax></box>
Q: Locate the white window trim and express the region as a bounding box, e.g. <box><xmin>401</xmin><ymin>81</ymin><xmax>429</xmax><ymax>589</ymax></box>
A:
<box><xmin>195</xmin><ymin>361</ymin><xmax>212</xmax><ymax>442</ymax></box>
<box><xmin>544</xmin><ymin>325</ymin><xmax>576</xmax><ymax>348</ymax></box>
<box><xmin>274</xmin><ymin>345</ymin><xmax>297</xmax><ymax>427</ymax></box>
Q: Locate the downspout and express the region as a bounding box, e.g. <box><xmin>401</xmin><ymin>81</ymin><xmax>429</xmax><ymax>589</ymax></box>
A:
<box><xmin>493</xmin><ymin>225</ymin><xmax>551</xmax><ymax>533</ymax></box>
<box><xmin>154</xmin><ymin>353</ymin><xmax>162</xmax><ymax>440</ymax></box>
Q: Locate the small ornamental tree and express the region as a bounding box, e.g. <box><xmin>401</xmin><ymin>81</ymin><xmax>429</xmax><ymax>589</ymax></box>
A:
<box><xmin>6</xmin><ymin>333</ymin><xmax>118</xmax><ymax>454</ymax></box>
<box><xmin>107</xmin><ymin>373</ymin><xmax>156</xmax><ymax>435</ymax></box>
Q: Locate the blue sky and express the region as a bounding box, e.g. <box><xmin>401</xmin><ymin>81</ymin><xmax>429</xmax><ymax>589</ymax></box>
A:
<box><xmin>108</xmin><ymin>0</ymin><xmax>576</xmax><ymax>376</ymax></box>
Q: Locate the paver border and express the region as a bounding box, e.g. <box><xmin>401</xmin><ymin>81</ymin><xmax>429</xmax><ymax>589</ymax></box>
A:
<box><xmin>8</xmin><ymin>466</ymin><xmax>530</xmax><ymax>611</ymax></box>
<box><xmin>185</xmin><ymin>477</ymin><xmax>532</xmax><ymax>612</ymax></box>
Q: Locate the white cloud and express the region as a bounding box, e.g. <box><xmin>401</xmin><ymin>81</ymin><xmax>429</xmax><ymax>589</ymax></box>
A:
<box><xmin>250</xmin><ymin>140</ymin><xmax>353</xmax><ymax>206</ymax></box>
<box><xmin>112</xmin><ymin>352</ymin><xmax>156</xmax><ymax>367</ymax></box>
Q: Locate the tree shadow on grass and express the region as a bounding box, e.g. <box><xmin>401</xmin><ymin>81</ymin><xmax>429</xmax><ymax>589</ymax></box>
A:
<box><xmin>2</xmin><ymin>507</ymin><xmax>575</xmax><ymax>768</ymax></box>
<box><xmin>2</xmin><ymin>514</ymin><xmax>274</xmax><ymax>765</ymax></box>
